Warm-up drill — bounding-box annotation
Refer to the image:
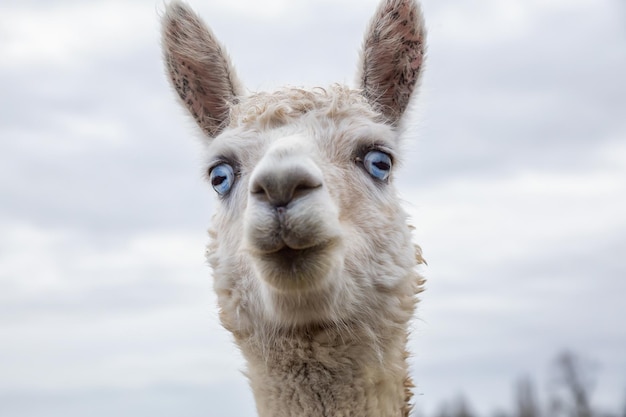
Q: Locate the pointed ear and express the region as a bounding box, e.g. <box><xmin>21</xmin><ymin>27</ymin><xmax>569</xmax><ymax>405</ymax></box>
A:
<box><xmin>161</xmin><ymin>1</ymin><xmax>244</xmax><ymax>138</ymax></box>
<box><xmin>358</xmin><ymin>0</ymin><xmax>426</xmax><ymax>125</ymax></box>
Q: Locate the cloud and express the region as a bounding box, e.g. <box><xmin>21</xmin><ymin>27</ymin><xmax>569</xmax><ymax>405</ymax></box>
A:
<box><xmin>0</xmin><ymin>1</ymin><xmax>155</xmax><ymax>70</ymax></box>
<box><xmin>0</xmin><ymin>0</ymin><xmax>625</xmax><ymax>416</ymax></box>
<box><xmin>407</xmin><ymin>0</ymin><xmax>626</xmax><ymax>186</ymax></box>
<box><xmin>0</xmin><ymin>382</ymin><xmax>255</xmax><ymax>417</ymax></box>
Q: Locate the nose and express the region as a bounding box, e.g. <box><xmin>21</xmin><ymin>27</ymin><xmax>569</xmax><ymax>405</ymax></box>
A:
<box><xmin>250</xmin><ymin>158</ymin><xmax>323</xmax><ymax>208</ymax></box>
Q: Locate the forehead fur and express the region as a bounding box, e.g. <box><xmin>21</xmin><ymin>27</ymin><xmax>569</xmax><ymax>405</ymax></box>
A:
<box><xmin>228</xmin><ymin>85</ymin><xmax>386</xmax><ymax>131</ymax></box>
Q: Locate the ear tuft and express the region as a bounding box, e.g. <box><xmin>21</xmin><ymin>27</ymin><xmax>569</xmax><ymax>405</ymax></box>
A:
<box><xmin>161</xmin><ymin>1</ymin><xmax>244</xmax><ymax>138</ymax></box>
<box><xmin>359</xmin><ymin>0</ymin><xmax>426</xmax><ymax>125</ymax></box>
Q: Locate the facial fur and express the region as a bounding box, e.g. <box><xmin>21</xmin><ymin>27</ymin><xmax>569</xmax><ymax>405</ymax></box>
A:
<box><xmin>204</xmin><ymin>87</ymin><xmax>420</xmax><ymax>332</ymax></box>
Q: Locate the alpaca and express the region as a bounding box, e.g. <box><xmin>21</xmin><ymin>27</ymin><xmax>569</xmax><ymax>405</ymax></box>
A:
<box><xmin>161</xmin><ymin>0</ymin><xmax>426</xmax><ymax>416</ymax></box>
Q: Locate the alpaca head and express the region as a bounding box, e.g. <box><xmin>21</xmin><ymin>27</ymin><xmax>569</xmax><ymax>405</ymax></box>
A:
<box><xmin>162</xmin><ymin>0</ymin><xmax>426</xmax><ymax>336</ymax></box>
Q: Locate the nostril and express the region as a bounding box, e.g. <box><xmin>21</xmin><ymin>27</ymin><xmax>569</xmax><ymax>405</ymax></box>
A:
<box><xmin>291</xmin><ymin>180</ymin><xmax>321</xmax><ymax>201</ymax></box>
<box><xmin>249</xmin><ymin>181</ymin><xmax>266</xmax><ymax>196</ymax></box>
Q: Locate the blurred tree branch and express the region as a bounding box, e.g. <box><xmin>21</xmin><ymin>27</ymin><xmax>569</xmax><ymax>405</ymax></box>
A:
<box><xmin>549</xmin><ymin>350</ymin><xmax>596</xmax><ymax>417</ymax></box>
<box><xmin>515</xmin><ymin>376</ymin><xmax>541</xmax><ymax>417</ymax></box>
<box><xmin>418</xmin><ymin>350</ymin><xmax>622</xmax><ymax>417</ymax></box>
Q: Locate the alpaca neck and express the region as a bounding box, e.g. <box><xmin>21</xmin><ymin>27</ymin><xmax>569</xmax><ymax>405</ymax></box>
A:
<box><xmin>239</xmin><ymin>321</ymin><xmax>413</xmax><ymax>417</ymax></box>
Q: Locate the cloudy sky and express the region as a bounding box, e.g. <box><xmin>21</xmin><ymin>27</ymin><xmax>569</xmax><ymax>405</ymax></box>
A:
<box><xmin>1</xmin><ymin>0</ymin><xmax>624</xmax><ymax>416</ymax></box>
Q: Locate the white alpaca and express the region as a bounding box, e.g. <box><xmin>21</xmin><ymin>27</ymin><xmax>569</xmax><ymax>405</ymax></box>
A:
<box><xmin>162</xmin><ymin>1</ymin><xmax>426</xmax><ymax>416</ymax></box>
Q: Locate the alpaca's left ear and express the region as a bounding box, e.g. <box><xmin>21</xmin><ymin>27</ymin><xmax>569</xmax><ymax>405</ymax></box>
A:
<box><xmin>358</xmin><ymin>0</ymin><xmax>426</xmax><ymax>125</ymax></box>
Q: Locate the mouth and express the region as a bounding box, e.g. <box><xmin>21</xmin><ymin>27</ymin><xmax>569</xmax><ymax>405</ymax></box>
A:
<box><xmin>259</xmin><ymin>242</ymin><xmax>327</xmax><ymax>262</ymax></box>
<box><xmin>250</xmin><ymin>238</ymin><xmax>340</xmax><ymax>291</ymax></box>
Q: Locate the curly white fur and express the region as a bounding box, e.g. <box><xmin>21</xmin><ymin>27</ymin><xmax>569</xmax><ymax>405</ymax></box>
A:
<box><xmin>162</xmin><ymin>1</ymin><xmax>427</xmax><ymax>416</ymax></box>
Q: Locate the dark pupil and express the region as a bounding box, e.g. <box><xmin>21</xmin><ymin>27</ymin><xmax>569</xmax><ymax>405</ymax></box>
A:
<box><xmin>212</xmin><ymin>175</ymin><xmax>226</xmax><ymax>186</ymax></box>
<box><xmin>373</xmin><ymin>160</ymin><xmax>390</xmax><ymax>171</ymax></box>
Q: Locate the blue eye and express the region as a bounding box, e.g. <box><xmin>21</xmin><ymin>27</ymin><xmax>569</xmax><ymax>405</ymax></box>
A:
<box><xmin>363</xmin><ymin>150</ymin><xmax>392</xmax><ymax>181</ymax></box>
<box><xmin>209</xmin><ymin>163</ymin><xmax>235</xmax><ymax>195</ymax></box>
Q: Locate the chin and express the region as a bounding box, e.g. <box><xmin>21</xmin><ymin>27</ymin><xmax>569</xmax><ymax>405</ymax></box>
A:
<box><xmin>248</xmin><ymin>240</ymin><xmax>353</xmax><ymax>327</ymax></box>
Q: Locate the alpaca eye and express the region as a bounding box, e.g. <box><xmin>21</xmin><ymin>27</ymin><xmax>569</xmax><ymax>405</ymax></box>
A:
<box><xmin>363</xmin><ymin>150</ymin><xmax>392</xmax><ymax>181</ymax></box>
<box><xmin>209</xmin><ymin>163</ymin><xmax>235</xmax><ymax>195</ymax></box>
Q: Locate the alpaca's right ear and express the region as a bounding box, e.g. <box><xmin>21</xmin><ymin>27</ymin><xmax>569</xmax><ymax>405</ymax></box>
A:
<box><xmin>161</xmin><ymin>2</ymin><xmax>244</xmax><ymax>138</ymax></box>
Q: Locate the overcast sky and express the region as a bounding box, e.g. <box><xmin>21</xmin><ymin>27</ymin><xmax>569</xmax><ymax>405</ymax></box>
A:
<box><xmin>0</xmin><ymin>0</ymin><xmax>625</xmax><ymax>416</ymax></box>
